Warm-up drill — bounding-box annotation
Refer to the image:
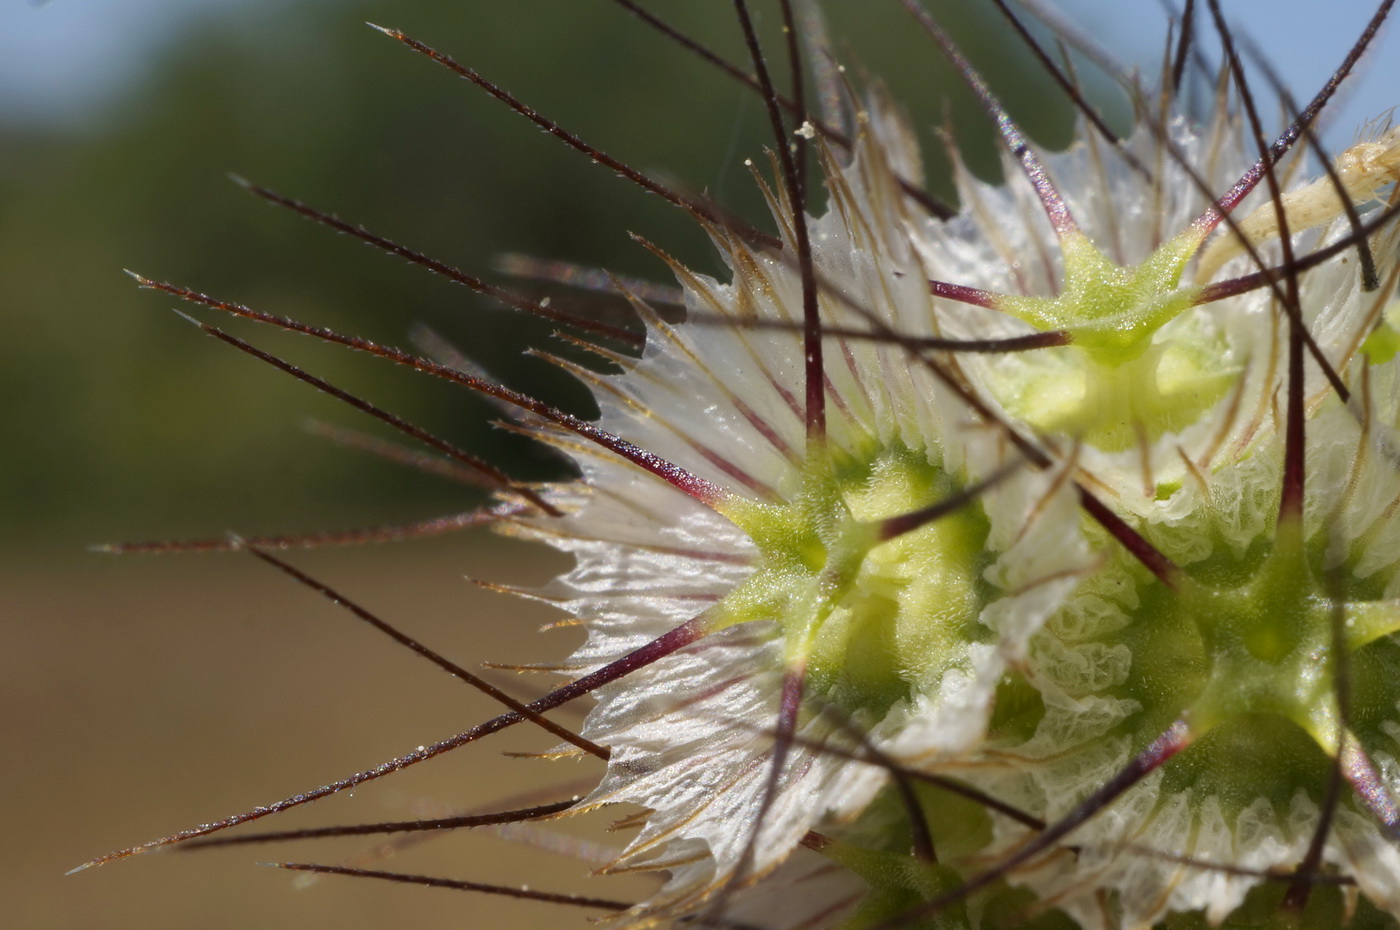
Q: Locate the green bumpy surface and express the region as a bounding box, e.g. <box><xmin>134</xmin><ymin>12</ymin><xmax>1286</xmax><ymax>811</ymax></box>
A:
<box><xmin>707</xmin><ymin>226</ymin><xmax>1400</xmax><ymax>927</ymax></box>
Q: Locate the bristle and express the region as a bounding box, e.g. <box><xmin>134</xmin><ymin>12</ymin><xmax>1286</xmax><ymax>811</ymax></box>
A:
<box><xmin>870</xmin><ymin>721</ymin><xmax>1193</xmax><ymax>929</ymax></box>
<box><xmin>233</xmin><ymin>178</ymin><xmax>644</xmax><ymax>347</ymax></box>
<box><xmin>733</xmin><ymin>0</ymin><xmax>826</xmax><ymax>448</ymax></box>
<box><xmin>676</xmin><ymin>311</ymin><xmax>1071</xmax><ymax>353</ymax></box>
<box><xmin>173</xmin><ymin>310</ymin><xmax>563</xmax><ymax>518</ymax></box>
<box><xmin>1203</xmin><ymin>0</ymin><xmax>1314</xmax><ymax>525</ymax></box>
<box><xmin>1339</xmin><ymin>736</ymin><xmax>1400</xmax><ymax>838</ymax></box>
<box><xmin>778</xmin><ymin>0</ymin><xmax>811</xmax><ymax>206</ymax></box>
<box><xmin>1282</xmin><ymin>694</ymin><xmax>1346</xmax><ymax>910</ymax></box>
<box><xmin>303</xmin><ymin>419</ymin><xmax>497</xmax><ymax>487</ymax></box>
<box><xmin>1197</xmin><ymin>198</ymin><xmax>1400</xmax><ymax>305</ymax></box>
<box><xmin>180</xmin><ymin>799</ymin><xmax>578</xmax><ymax>850</ymax></box>
<box><xmin>134</xmin><ymin>275</ymin><xmax>731</xmax><ymax>508</ymax></box>
<box><xmin>877</xmin><ymin>457</ymin><xmax>1024</xmax><ymax>542</ymax></box>
<box><xmin>1247</xmin><ymin>58</ymin><xmax>1382</xmax><ymax>293</ymax></box>
<box><xmin>1191</xmin><ymin>0</ymin><xmax>1395</xmax><ymax>229</ymax></box>
<box><xmin>901</xmin><ymin>0</ymin><xmax>1081</xmax><ymax>238</ymax></box>
<box><xmin>987</xmin><ymin>0</ymin><xmax>1151</xmax><ymax>181</ymax></box>
<box><xmin>371</xmin><ymin>24</ymin><xmax>782</xmax><ymax>251</ymax></box>
<box><xmin>702</xmin><ymin>661</ymin><xmax>812</xmax><ymax>925</ymax></box>
<box><xmin>69</xmin><ymin>613</ymin><xmax>711</xmax><ymax>871</ymax></box>
<box><xmin>927</xmin><ymin>278</ymin><xmax>1008</xmax><ymax>312</ymax></box>
<box><xmin>267</xmin><ymin>862</ymin><xmax>633</xmax><ymax>911</ymax></box>
<box><xmin>239</xmin><ymin>542</ymin><xmax>609</xmax><ymax>759</ymax></box>
<box><xmin>493</xmin><ymin>252</ymin><xmax>685</xmax><ymax>308</ymax></box>
<box><xmin>1171</xmin><ymin>0</ymin><xmax>1198</xmax><ymax>97</ymax></box>
<box><xmin>96</xmin><ymin>509</ymin><xmax>503</xmax><ymax>554</ymax></box>
<box><xmin>606</xmin><ymin>0</ymin><xmax>955</xmax><ymax>220</ymax></box>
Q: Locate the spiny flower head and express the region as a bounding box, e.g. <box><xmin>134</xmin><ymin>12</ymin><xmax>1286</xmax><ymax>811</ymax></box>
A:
<box><xmin>82</xmin><ymin>2</ymin><xmax>1400</xmax><ymax>929</ymax></box>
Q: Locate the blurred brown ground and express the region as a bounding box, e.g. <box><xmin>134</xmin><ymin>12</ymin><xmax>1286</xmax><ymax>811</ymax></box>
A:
<box><xmin>3</xmin><ymin>531</ymin><xmax>650</xmax><ymax>930</ymax></box>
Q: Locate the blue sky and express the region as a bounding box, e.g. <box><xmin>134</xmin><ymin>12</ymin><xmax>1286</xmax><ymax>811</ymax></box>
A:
<box><xmin>3</xmin><ymin>0</ymin><xmax>1397</xmax><ymax>146</ymax></box>
<box><xmin>1075</xmin><ymin>0</ymin><xmax>1400</xmax><ymax>145</ymax></box>
<box><xmin>1</xmin><ymin>0</ymin><xmax>267</xmax><ymax>123</ymax></box>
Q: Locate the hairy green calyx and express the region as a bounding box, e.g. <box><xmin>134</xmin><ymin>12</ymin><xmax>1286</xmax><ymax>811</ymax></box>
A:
<box><xmin>716</xmin><ymin>443</ymin><xmax>990</xmax><ymax>716</ymax></box>
<box><xmin>992</xmin><ymin>230</ymin><xmax>1236</xmax><ymax>450</ymax></box>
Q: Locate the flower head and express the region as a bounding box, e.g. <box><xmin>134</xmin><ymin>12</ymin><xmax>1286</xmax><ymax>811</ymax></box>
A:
<box><xmin>89</xmin><ymin>2</ymin><xmax>1400</xmax><ymax>929</ymax></box>
<box><xmin>495</xmin><ymin>3</ymin><xmax>1400</xmax><ymax>925</ymax></box>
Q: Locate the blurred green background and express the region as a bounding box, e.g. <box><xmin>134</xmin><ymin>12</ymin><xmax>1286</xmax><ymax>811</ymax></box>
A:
<box><xmin>4</xmin><ymin>0</ymin><xmax>1086</xmax><ymax>551</ymax></box>
<box><xmin>8</xmin><ymin>0</ymin><xmax>1392</xmax><ymax>928</ymax></box>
